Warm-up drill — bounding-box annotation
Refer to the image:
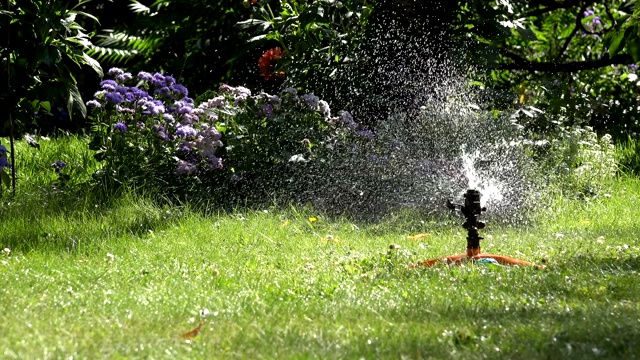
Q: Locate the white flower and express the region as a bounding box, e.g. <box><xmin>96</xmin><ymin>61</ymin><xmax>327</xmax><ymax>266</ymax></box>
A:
<box><xmin>318</xmin><ymin>100</ymin><xmax>331</xmax><ymax>118</ymax></box>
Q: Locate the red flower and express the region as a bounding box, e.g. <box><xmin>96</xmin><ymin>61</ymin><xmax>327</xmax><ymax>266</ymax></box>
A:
<box><xmin>258</xmin><ymin>47</ymin><xmax>285</xmax><ymax>80</ymax></box>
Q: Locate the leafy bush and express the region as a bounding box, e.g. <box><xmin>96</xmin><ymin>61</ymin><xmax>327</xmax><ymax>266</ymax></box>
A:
<box><xmin>86</xmin><ymin>0</ymin><xmax>259</xmax><ymax>95</ymax></box>
<box><xmin>513</xmin><ymin>107</ymin><xmax>617</xmax><ymax>198</ymax></box>
<box><xmin>86</xmin><ymin>68</ymin><xmax>223</xmax><ymax>190</ymax></box>
<box><xmin>0</xmin><ymin>0</ymin><xmax>103</xmax><ymax>135</ymax></box>
<box><xmin>86</xmin><ymin>68</ymin><xmax>353</xmax><ymax>201</ymax></box>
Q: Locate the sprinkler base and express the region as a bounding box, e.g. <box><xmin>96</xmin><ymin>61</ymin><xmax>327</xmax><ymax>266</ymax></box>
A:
<box><xmin>411</xmin><ymin>248</ymin><xmax>544</xmax><ymax>269</ymax></box>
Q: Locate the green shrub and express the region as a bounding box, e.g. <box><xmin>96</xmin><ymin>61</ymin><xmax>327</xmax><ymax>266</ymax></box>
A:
<box><xmin>513</xmin><ymin>106</ymin><xmax>617</xmax><ymax>198</ymax></box>
<box><xmin>85</xmin><ymin>68</ymin><xmax>353</xmax><ymax>201</ymax></box>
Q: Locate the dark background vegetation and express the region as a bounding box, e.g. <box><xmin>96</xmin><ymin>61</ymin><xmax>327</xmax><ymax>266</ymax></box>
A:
<box><xmin>2</xmin><ymin>0</ymin><xmax>639</xmax><ymax>193</ymax></box>
<box><xmin>2</xmin><ymin>0</ymin><xmax>640</xmax><ymax>137</ymax></box>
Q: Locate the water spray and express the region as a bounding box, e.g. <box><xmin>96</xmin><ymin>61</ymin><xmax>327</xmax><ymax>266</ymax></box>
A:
<box><xmin>412</xmin><ymin>189</ymin><xmax>543</xmax><ymax>268</ymax></box>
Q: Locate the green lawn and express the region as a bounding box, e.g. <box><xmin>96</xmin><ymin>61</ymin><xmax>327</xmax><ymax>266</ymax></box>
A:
<box><xmin>1</xmin><ymin>138</ymin><xmax>639</xmax><ymax>359</ymax></box>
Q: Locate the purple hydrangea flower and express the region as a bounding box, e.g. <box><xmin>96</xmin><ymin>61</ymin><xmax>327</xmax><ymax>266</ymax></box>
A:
<box><xmin>207</xmin><ymin>156</ymin><xmax>223</xmax><ymax>169</ymax></box>
<box><xmin>105</xmin><ymin>92</ymin><xmax>125</xmax><ymax>104</ymax></box>
<box><xmin>115</xmin><ymin>85</ymin><xmax>129</xmax><ymax>94</ymax></box>
<box><xmin>173</xmin><ymin>100</ymin><xmax>193</xmax><ymax>114</ymax></box>
<box><xmin>282</xmin><ymin>88</ymin><xmax>298</xmax><ymax>96</ymax></box>
<box><xmin>155</xmin><ymin>86</ymin><xmax>171</xmax><ymax>95</ymax></box>
<box><xmin>220</xmin><ymin>85</ymin><xmax>251</xmax><ymax>100</ymax></box>
<box><xmin>176</xmin><ymin>159</ymin><xmax>197</xmax><ymax>175</ymax></box>
<box><xmin>113</xmin><ymin>122</ymin><xmax>127</xmax><ymax>132</ymax></box>
<box><xmin>158</xmin><ymin>131</ymin><xmax>169</xmax><ymax>141</ymax></box>
<box><xmin>163</xmin><ymin>113</ymin><xmax>175</xmax><ymax>122</ymax></box>
<box><xmin>51</xmin><ymin>161</ymin><xmax>66</xmax><ymax>173</ymax></box>
<box><xmin>138</xmin><ymin>71</ymin><xmax>153</xmax><ymax>81</ymax></box>
<box><xmin>339</xmin><ymin>111</ymin><xmax>357</xmax><ymax>129</ymax></box>
<box><xmin>108</xmin><ymin>68</ymin><xmax>124</xmax><ymax>76</ymax></box>
<box><xmin>180</xmin><ymin>113</ymin><xmax>199</xmax><ymax>125</ymax></box>
<box><xmin>86</xmin><ymin>100</ymin><xmax>102</xmax><ymax>108</ymax></box>
<box><xmin>124</xmin><ymin>92</ymin><xmax>136</xmax><ymax>102</ymax></box>
<box><xmin>139</xmin><ymin>99</ymin><xmax>165</xmax><ymax>115</ymax></box>
<box><xmin>164</xmin><ymin>76</ymin><xmax>176</xmax><ymax>86</ymax></box>
<box><xmin>630</xmin><ymin>64</ymin><xmax>638</xmax><ymax>70</ymax></box>
<box><xmin>116</xmin><ymin>72</ymin><xmax>133</xmax><ymax>83</ymax></box>
<box><xmin>262</xmin><ymin>104</ymin><xmax>274</xmax><ymax>119</ymax></box>
<box><xmin>175</xmin><ymin>125</ymin><xmax>197</xmax><ymax>138</ymax></box>
<box><xmin>130</xmin><ymin>87</ymin><xmax>150</xmax><ymax>100</ymax></box>
<box><xmin>100</xmin><ymin>80</ymin><xmax>117</xmax><ymax>91</ymax></box>
<box><xmin>302</xmin><ymin>93</ymin><xmax>320</xmax><ymax>110</ymax></box>
<box><xmin>205</xmin><ymin>96</ymin><xmax>226</xmax><ymax>108</ymax></box>
<box><xmin>151</xmin><ymin>73</ymin><xmax>166</xmax><ymax>87</ymax></box>
<box><xmin>356</xmin><ymin>129</ymin><xmax>374</xmax><ymax>139</ymax></box>
<box><xmin>170</xmin><ymin>84</ymin><xmax>188</xmax><ymax>96</ymax></box>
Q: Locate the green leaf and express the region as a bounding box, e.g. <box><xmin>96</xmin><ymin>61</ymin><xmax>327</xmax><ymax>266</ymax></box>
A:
<box><xmin>294</xmin><ymin>41</ymin><xmax>309</xmax><ymax>52</ymax></box>
<box><xmin>235</xmin><ymin>19</ymin><xmax>270</xmax><ymax>29</ymax></box>
<box><xmin>516</xmin><ymin>27</ymin><xmax>538</xmax><ymax>41</ymax></box>
<box><xmin>72</xmin><ymin>10</ymin><xmax>100</xmax><ymax>24</ymax></box>
<box><xmin>82</xmin><ymin>52</ymin><xmax>104</xmax><ymax>78</ymax></box>
<box><xmin>60</xmin><ymin>13</ymin><xmax>77</xmax><ymax>29</ymax></box>
<box><xmin>40</xmin><ymin>101</ymin><xmax>51</xmax><ymax>112</ymax></box>
<box><xmin>248</xmin><ymin>34</ymin><xmax>268</xmax><ymax>42</ymax></box>
<box><xmin>609</xmin><ymin>28</ymin><xmax>629</xmax><ymax>57</ymax></box>
<box><xmin>626</xmin><ymin>31</ymin><xmax>640</xmax><ymax>62</ymax></box>
<box><xmin>67</xmin><ymin>84</ymin><xmax>86</xmax><ymax>120</ymax></box>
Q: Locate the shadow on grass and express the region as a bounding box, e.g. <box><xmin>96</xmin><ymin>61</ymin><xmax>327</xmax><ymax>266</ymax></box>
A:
<box><xmin>0</xmin><ymin>183</ymin><xmax>187</xmax><ymax>253</ymax></box>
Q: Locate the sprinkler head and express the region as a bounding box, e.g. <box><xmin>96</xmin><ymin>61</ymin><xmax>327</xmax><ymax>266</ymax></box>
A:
<box><xmin>447</xmin><ymin>189</ymin><xmax>486</xmax><ymax>250</ymax></box>
<box><xmin>463</xmin><ymin>189</ymin><xmax>485</xmax><ymax>218</ymax></box>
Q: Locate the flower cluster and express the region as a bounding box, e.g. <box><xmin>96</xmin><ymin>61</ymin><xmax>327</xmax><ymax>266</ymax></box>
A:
<box><xmin>51</xmin><ymin>161</ymin><xmax>66</xmax><ymax>173</ymax></box>
<box><xmin>582</xmin><ymin>9</ymin><xmax>603</xmax><ymax>35</ymax></box>
<box><xmin>258</xmin><ymin>47</ymin><xmax>285</xmax><ymax>80</ymax></box>
<box><xmin>86</xmin><ymin>68</ymin><xmax>224</xmax><ymax>177</ymax></box>
<box><xmin>87</xmin><ymin>71</ymin><xmax>358</xmax><ymax>192</ymax></box>
<box><xmin>194</xmin><ymin>84</ymin><xmax>358</xmax><ymax>180</ymax></box>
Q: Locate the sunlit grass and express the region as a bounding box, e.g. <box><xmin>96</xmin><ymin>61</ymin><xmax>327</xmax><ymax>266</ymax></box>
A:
<box><xmin>1</xmin><ymin>137</ymin><xmax>639</xmax><ymax>359</ymax></box>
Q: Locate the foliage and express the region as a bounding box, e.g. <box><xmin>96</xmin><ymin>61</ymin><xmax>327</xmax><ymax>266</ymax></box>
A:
<box><xmin>209</xmin><ymin>86</ymin><xmax>352</xmax><ymax>188</ymax></box>
<box><xmin>85</xmin><ymin>0</ymin><xmax>258</xmax><ymax>96</ymax></box>
<box><xmin>0</xmin><ymin>0</ymin><xmax>103</xmax><ymax>134</ymax></box>
<box><xmin>235</xmin><ymin>0</ymin><xmax>373</xmax><ymax>89</ymax></box>
<box><xmin>86</xmin><ymin>68</ymin><xmax>223</xmax><ymax>190</ymax></box>
<box><xmin>513</xmin><ymin>107</ymin><xmax>617</xmax><ymax>198</ymax></box>
<box><xmin>469</xmin><ymin>1</ymin><xmax>640</xmax><ymax>138</ymax></box>
<box><xmin>86</xmin><ymin>68</ymin><xmax>352</xmax><ymax>200</ymax></box>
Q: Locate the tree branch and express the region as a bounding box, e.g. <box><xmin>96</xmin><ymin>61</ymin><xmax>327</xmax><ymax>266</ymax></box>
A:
<box><xmin>554</xmin><ymin>3</ymin><xmax>587</xmax><ymax>61</ymax></box>
<box><xmin>498</xmin><ymin>50</ymin><xmax>633</xmax><ymax>72</ymax></box>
